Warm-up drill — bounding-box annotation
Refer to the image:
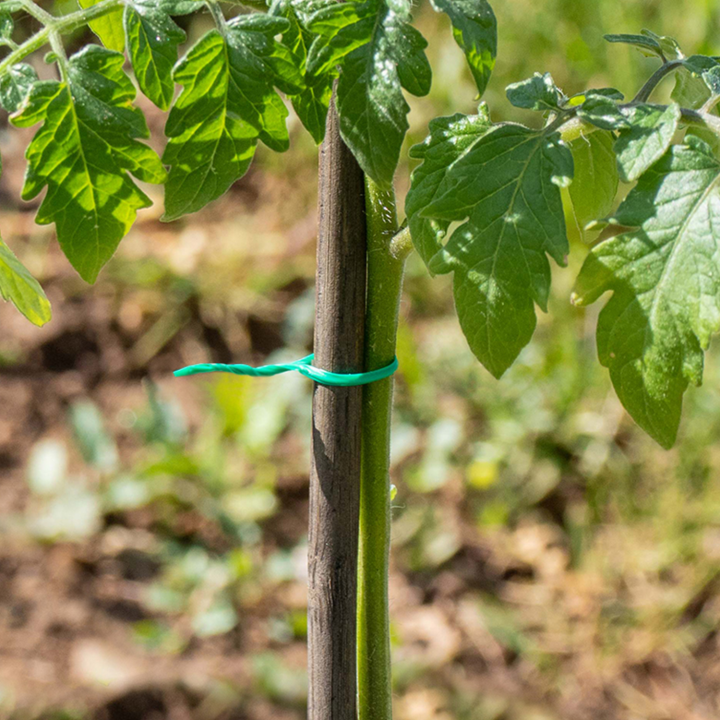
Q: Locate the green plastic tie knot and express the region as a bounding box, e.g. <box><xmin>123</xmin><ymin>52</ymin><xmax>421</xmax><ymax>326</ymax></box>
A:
<box><xmin>174</xmin><ymin>354</ymin><xmax>398</xmax><ymax>387</ymax></box>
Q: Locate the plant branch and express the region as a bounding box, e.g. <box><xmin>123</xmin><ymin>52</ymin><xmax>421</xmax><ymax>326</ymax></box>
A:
<box><xmin>632</xmin><ymin>59</ymin><xmax>684</xmax><ymax>103</ymax></box>
<box><xmin>700</xmin><ymin>94</ymin><xmax>720</xmax><ymax>115</ymax></box>
<box><xmin>16</xmin><ymin>0</ymin><xmax>54</xmax><ymax>26</ymax></box>
<box><xmin>358</xmin><ymin>178</ymin><xmax>405</xmax><ymax>720</ymax></box>
<box><xmin>205</xmin><ymin>0</ymin><xmax>227</xmax><ymax>31</ymax></box>
<box><xmin>0</xmin><ymin>0</ymin><xmax>124</xmax><ymax>77</ymax></box>
<box><xmin>389</xmin><ymin>225</ymin><xmax>412</xmax><ymax>260</ymax></box>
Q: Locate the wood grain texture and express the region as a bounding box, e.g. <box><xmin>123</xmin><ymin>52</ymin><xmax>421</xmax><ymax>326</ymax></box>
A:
<box><xmin>308</xmin><ymin>95</ymin><xmax>367</xmax><ymax>720</ymax></box>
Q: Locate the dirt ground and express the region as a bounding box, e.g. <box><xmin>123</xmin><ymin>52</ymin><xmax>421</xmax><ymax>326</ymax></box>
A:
<box><xmin>1</xmin><ymin>110</ymin><xmax>720</xmax><ymax>720</ymax></box>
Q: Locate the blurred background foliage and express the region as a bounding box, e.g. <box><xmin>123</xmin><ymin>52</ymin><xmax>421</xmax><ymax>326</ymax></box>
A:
<box><xmin>1</xmin><ymin>1</ymin><xmax>720</xmax><ymax>719</ymax></box>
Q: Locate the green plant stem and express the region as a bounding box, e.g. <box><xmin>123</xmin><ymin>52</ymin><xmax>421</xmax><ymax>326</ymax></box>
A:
<box><xmin>206</xmin><ymin>0</ymin><xmax>227</xmax><ymax>30</ymax></box>
<box><xmin>389</xmin><ymin>226</ymin><xmax>412</xmax><ymax>260</ymax></box>
<box><xmin>358</xmin><ymin>178</ymin><xmax>405</xmax><ymax>720</ymax></box>
<box><xmin>632</xmin><ymin>59</ymin><xmax>684</xmax><ymax>103</ymax></box>
<box><xmin>17</xmin><ymin>0</ymin><xmax>54</xmax><ymax>26</ymax></box>
<box><xmin>0</xmin><ymin>0</ymin><xmax>123</xmax><ymax>76</ymax></box>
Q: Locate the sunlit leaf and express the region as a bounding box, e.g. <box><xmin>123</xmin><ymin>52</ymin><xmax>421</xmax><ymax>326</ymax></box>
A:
<box><xmin>614</xmin><ymin>103</ymin><xmax>680</xmax><ymax>182</ymax></box>
<box><xmin>0</xmin><ymin>62</ymin><xmax>37</xmax><ymax>112</ymax></box>
<box><xmin>576</xmin><ymin>92</ymin><xmax>627</xmax><ymax>130</ymax></box>
<box><xmin>12</xmin><ymin>46</ymin><xmax>165</xmax><ymax>282</ymax></box>
<box><xmin>430</xmin><ymin>0</ymin><xmax>496</xmax><ymax>96</ymax></box>
<box><xmin>125</xmin><ymin>0</ymin><xmax>186</xmax><ymax>110</ymax></box>
<box><xmin>307</xmin><ymin>0</ymin><xmax>431</xmax><ymax>186</ymax></box>
<box><xmin>0</xmin><ymin>9</ymin><xmax>12</xmax><ymax>39</ymax></box>
<box><xmin>506</xmin><ymin>72</ymin><xmax>565</xmax><ymax>112</ymax></box>
<box><xmin>162</xmin><ymin>16</ymin><xmax>292</xmax><ymax>220</ymax></box>
<box><xmin>78</xmin><ymin>0</ymin><xmax>125</xmax><ymax>51</ymax></box>
<box><xmin>0</xmin><ymin>236</ymin><xmax>51</xmax><ymax>325</ymax></box>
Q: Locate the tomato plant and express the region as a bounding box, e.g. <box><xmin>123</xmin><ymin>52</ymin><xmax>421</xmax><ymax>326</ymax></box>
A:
<box><xmin>1</xmin><ymin>1</ymin><xmax>720</xmax><ymax>719</ymax></box>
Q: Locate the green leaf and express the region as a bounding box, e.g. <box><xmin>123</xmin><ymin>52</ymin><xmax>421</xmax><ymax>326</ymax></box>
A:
<box><xmin>307</xmin><ymin>0</ymin><xmax>431</xmax><ymax>186</ymax></box>
<box><xmin>429</xmin><ymin>0</ymin><xmax>496</xmax><ymax>96</ymax></box>
<box><xmin>12</xmin><ymin>46</ymin><xmax>165</xmax><ymax>283</ymax></box>
<box><xmin>124</xmin><ymin>0</ymin><xmax>186</xmax><ymax>110</ymax></box>
<box><xmin>78</xmin><ymin>0</ymin><xmax>125</xmax><ymax>52</ymax></box>
<box><xmin>506</xmin><ymin>72</ymin><xmax>565</xmax><ymax>112</ymax></box>
<box><xmin>573</xmin><ymin>137</ymin><xmax>720</xmax><ymax>448</ymax></box>
<box><xmin>672</xmin><ymin>68</ymin><xmax>710</xmax><ymax>110</ymax></box>
<box><xmin>406</xmin><ymin>105</ymin><xmax>493</xmax><ymax>265</ymax></box>
<box><xmin>576</xmin><ymin>93</ymin><xmax>627</xmax><ymax>131</ymax></box>
<box><xmin>162</xmin><ymin>17</ymin><xmax>291</xmax><ymax>220</ymax></box>
<box><xmin>614</xmin><ymin>103</ymin><xmax>680</xmax><ymax>182</ymax></box>
<box><xmin>0</xmin><ymin>237</ymin><xmax>51</xmax><ymax>326</ymax></box>
<box><xmin>271</xmin><ymin>0</ymin><xmax>333</xmax><ymax>143</ymax></box>
<box><xmin>604</xmin><ymin>32</ymin><xmax>664</xmax><ymax>59</ymax></box>
<box><xmin>702</xmin><ymin>66</ymin><xmax>720</xmax><ymax>96</ymax></box>
<box><xmin>686</xmin><ymin>125</ymin><xmax>720</xmax><ymax>158</ymax></box>
<box><xmin>155</xmin><ymin>0</ymin><xmax>204</xmax><ymax>13</ymax></box>
<box><xmin>419</xmin><ymin>124</ymin><xmax>573</xmax><ymax>377</ymax></box>
<box><xmin>0</xmin><ymin>62</ymin><xmax>38</xmax><ymax>112</ymax></box>
<box><xmin>640</xmin><ymin>29</ymin><xmax>683</xmax><ymax>61</ymax></box>
<box><xmin>672</xmin><ymin>56</ymin><xmax>720</xmax><ymax>110</ymax></box>
<box><xmin>567</xmin><ymin>131</ymin><xmax>618</xmax><ymax>237</ymax></box>
<box><xmin>0</xmin><ymin>9</ymin><xmax>13</xmax><ymax>39</ymax></box>
<box><xmin>566</xmin><ymin>87</ymin><xmax>624</xmax><ymax>107</ymax></box>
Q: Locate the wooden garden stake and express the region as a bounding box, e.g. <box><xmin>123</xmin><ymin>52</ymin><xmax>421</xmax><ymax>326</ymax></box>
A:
<box><xmin>308</xmin><ymin>94</ymin><xmax>367</xmax><ymax>720</ymax></box>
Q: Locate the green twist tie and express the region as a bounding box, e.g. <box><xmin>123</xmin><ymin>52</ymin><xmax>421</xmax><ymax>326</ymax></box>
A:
<box><xmin>174</xmin><ymin>354</ymin><xmax>398</xmax><ymax>387</ymax></box>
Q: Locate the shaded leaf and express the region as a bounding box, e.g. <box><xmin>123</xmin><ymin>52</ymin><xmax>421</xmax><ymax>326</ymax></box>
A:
<box><xmin>419</xmin><ymin>123</ymin><xmax>573</xmax><ymax>377</ymax></box>
<box><xmin>69</xmin><ymin>399</ymin><xmax>118</xmax><ymax>470</ymax></box>
<box><xmin>430</xmin><ymin>0</ymin><xmax>496</xmax><ymax>96</ymax></box>
<box><xmin>568</xmin><ymin>131</ymin><xmax>618</xmax><ymax>237</ymax></box>
<box><xmin>672</xmin><ymin>56</ymin><xmax>720</xmax><ymax>110</ymax></box>
<box><xmin>573</xmin><ymin>137</ymin><xmax>720</xmax><ymax>448</ymax></box>
<box><xmin>271</xmin><ymin>0</ymin><xmax>333</xmax><ymax>143</ymax></box>
<box><xmin>672</xmin><ymin>67</ymin><xmax>711</xmax><ymax>110</ymax></box>
<box><xmin>640</xmin><ymin>28</ymin><xmax>682</xmax><ymax>61</ymax></box>
<box><xmin>406</xmin><ymin>105</ymin><xmax>493</xmax><ymax>265</ymax></box>
<box><xmin>12</xmin><ymin>46</ymin><xmax>165</xmax><ymax>282</ymax></box>
<box><xmin>162</xmin><ymin>16</ymin><xmax>291</xmax><ymax>220</ymax></box>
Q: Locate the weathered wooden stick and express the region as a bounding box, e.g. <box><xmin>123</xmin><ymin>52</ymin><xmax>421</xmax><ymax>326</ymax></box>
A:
<box><xmin>308</xmin><ymin>93</ymin><xmax>367</xmax><ymax>720</ymax></box>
